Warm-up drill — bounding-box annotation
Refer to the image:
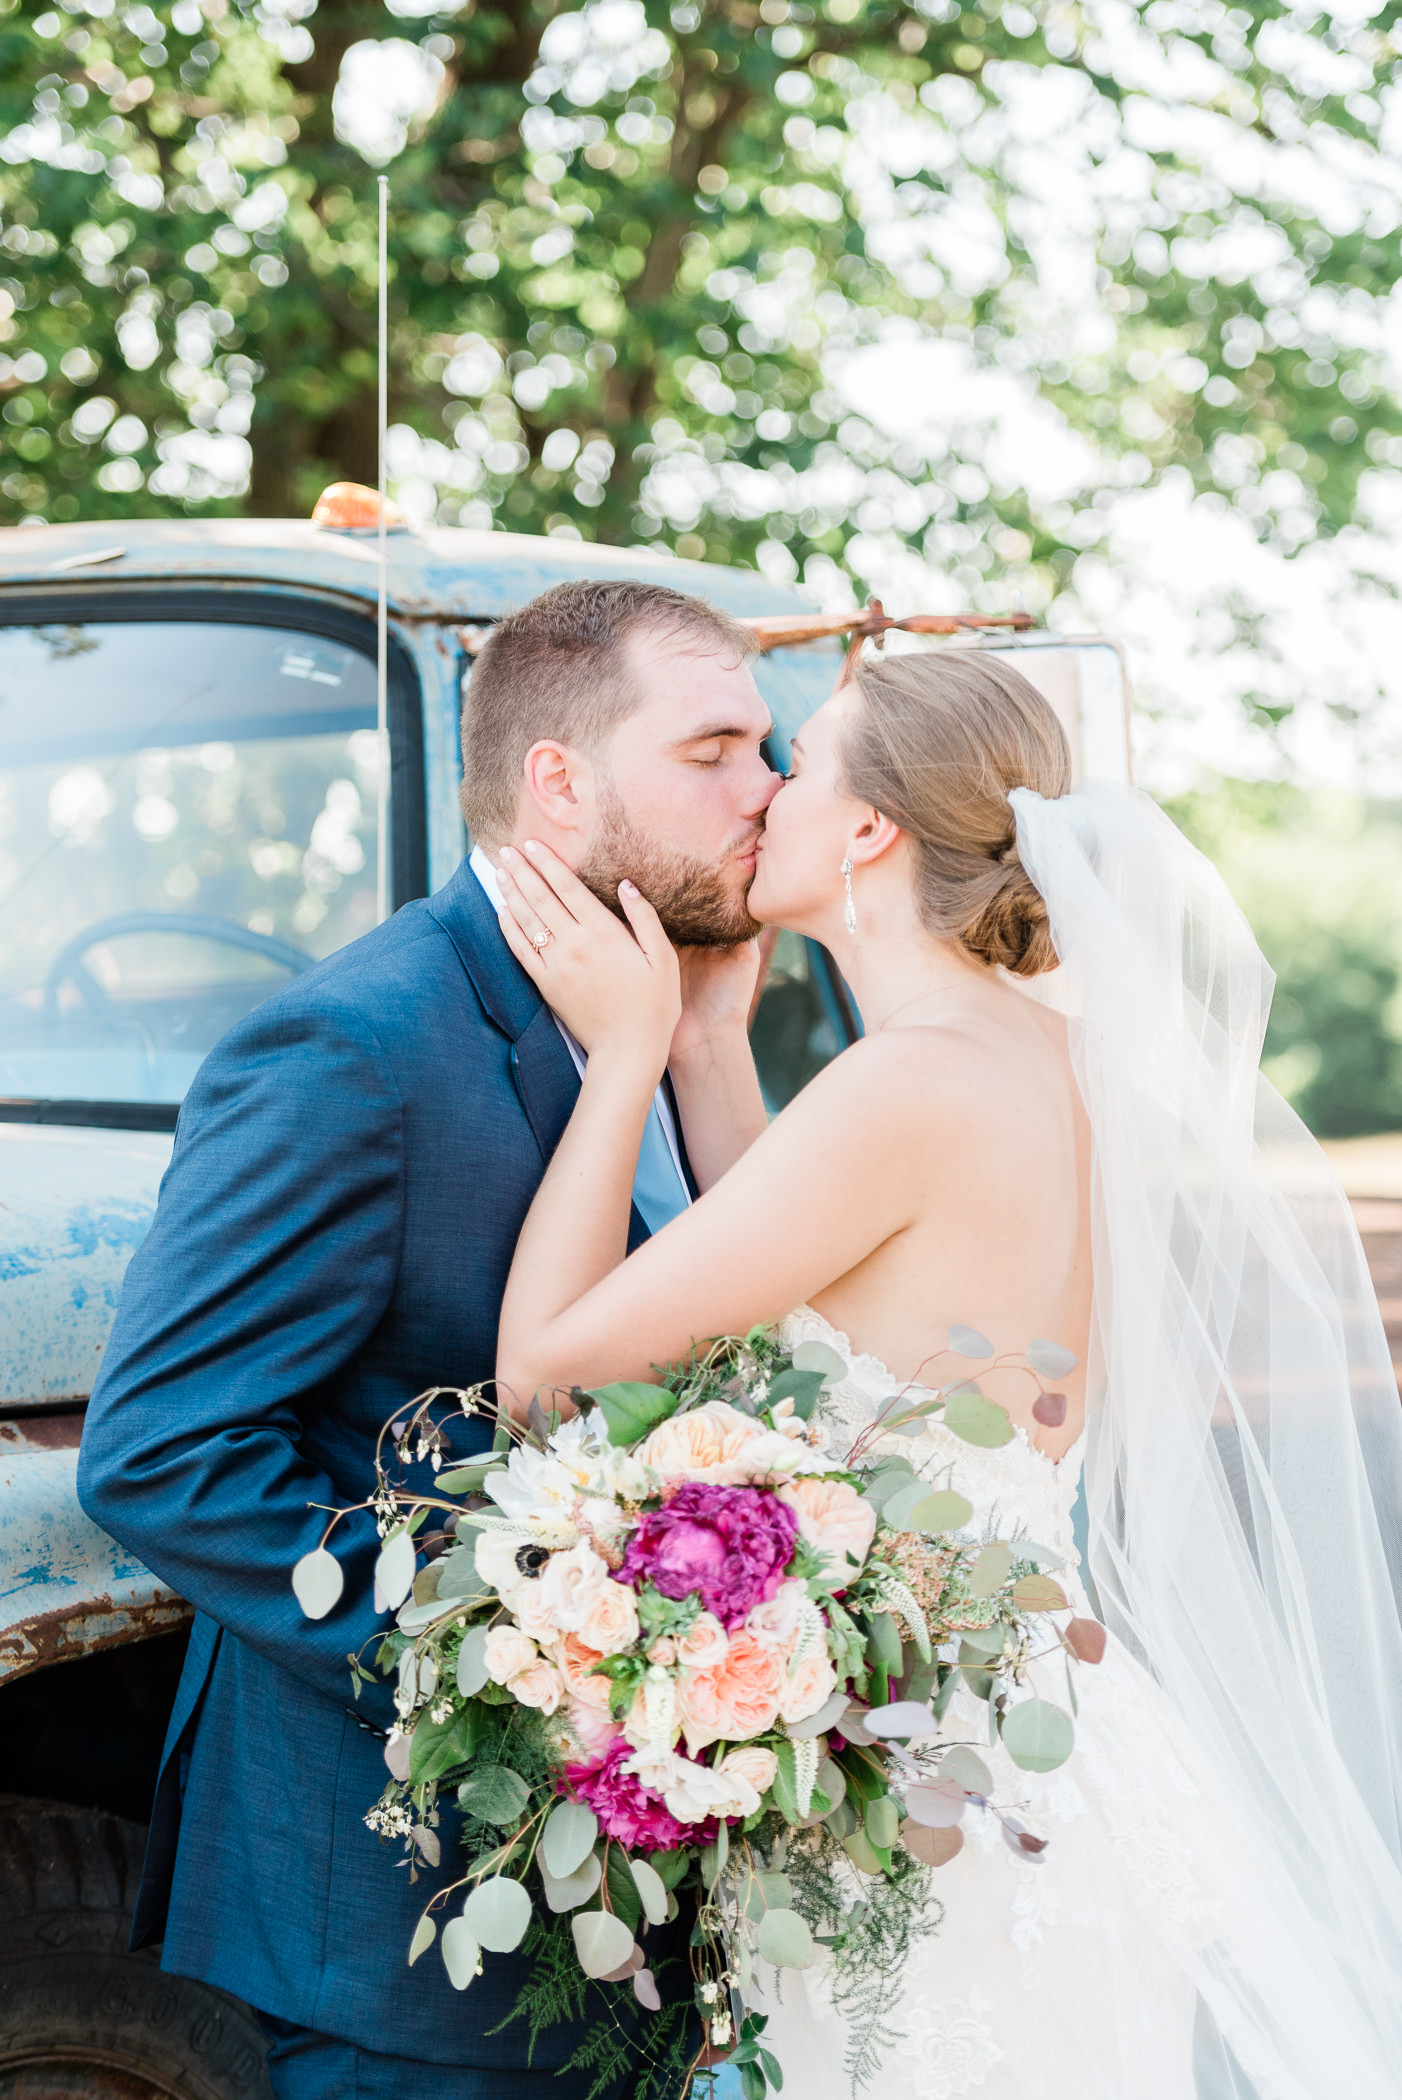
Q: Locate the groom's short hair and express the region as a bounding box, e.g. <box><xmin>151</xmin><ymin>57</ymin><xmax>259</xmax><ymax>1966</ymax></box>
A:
<box><xmin>459</xmin><ymin>577</ymin><xmax>758</xmax><ymax>843</ymax></box>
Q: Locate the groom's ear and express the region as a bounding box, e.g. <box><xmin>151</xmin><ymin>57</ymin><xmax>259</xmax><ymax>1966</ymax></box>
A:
<box><xmin>520</xmin><ymin>738</ymin><xmax>597</xmax><ymax>843</ymax></box>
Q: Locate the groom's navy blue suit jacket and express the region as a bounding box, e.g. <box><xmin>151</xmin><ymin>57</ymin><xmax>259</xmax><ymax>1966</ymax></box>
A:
<box><xmin>77</xmin><ymin>860</ymin><xmax>665</xmax><ymax>2071</ymax></box>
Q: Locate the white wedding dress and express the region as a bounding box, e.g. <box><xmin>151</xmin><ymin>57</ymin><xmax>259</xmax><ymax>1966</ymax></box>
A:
<box><xmin>760</xmin><ymin>1308</ymin><xmax>1235</xmax><ymax>2100</ymax></box>
<box><xmin>753</xmin><ymin>785</ymin><xmax>1402</xmax><ymax>2100</ymax></box>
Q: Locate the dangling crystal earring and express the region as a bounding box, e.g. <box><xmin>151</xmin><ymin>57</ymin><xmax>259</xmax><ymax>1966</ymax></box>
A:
<box><xmin>841</xmin><ymin>856</ymin><xmax>857</xmax><ymax>936</ymax></box>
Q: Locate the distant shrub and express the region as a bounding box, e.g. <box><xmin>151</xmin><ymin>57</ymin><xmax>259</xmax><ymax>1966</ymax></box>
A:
<box><xmin>1165</xmin><ymin>781</ymin><xmax>1402</xmax><ymax>1139</ymax></box>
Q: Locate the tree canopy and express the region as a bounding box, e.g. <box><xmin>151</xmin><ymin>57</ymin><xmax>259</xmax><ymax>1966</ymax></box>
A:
<box><xmin>3</xmin><ymin>0</ymin><xmax>1402</xmax><ymax>612</ymax></box>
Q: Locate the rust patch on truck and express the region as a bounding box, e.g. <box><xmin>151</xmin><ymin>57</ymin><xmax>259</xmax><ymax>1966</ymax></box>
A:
<box><xmin>0</xmin><ymin>1591</ymin><xmax>192</xmax><ymax>1682</ymax></box>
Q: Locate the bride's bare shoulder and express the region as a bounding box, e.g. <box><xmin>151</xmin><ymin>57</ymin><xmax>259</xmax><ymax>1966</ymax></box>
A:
<box><xmin>776</xmin><ymin>1012</ymin><xmax>1023</xmax><ymax>1139</ymax></box>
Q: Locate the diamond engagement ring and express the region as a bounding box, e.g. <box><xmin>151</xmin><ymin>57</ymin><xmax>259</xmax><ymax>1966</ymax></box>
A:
<box><xmin>529</xmin><ymin>928</ymin><xmax>551</xmax><ymax>950</ymax></box>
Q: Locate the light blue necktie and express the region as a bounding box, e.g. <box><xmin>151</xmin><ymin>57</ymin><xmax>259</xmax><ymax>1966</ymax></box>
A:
<box><xmin>630</xmin><ymin>1100</ymin><xmax>690</xmax><ymax>1234</ymax></box>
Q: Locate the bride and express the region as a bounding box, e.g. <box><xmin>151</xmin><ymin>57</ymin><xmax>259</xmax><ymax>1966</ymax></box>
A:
<box><xmin>487</xmin><ymin>647</ymin><xmax>1402</xmax><ymax>2099</ymax></box>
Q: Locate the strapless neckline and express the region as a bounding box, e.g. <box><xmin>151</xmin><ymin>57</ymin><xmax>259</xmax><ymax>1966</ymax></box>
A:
<box><xmin>787</xmin><ymin>1303</ymin><xmax>1086</xmax><ymax>1477</ymax></box>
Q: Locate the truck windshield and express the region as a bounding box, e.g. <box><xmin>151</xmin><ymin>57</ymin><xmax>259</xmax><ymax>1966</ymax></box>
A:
<box><xmin>0</xmin><ymin>618</ymin><xmax>380</xmax><ymax>1113</ymax></box>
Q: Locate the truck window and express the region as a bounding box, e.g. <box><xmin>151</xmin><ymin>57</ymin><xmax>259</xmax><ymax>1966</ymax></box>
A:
<box><xmin>0</xmin><ymin>618</ymin><xmax>380</xmax><ymax>1114</ymax></box>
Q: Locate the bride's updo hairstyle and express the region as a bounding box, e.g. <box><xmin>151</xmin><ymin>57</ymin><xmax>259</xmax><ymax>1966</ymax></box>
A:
<box><xmin>843</xmin><ymin>649</ymin><xmax>1072</xmax><ymax>977</ymax></box>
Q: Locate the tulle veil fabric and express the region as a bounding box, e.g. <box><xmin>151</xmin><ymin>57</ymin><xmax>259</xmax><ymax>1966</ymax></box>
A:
<box><xmin>1010</xmin><ymin>781</ymin><xmax>1402</xmax><ymax>2096</ymax></box>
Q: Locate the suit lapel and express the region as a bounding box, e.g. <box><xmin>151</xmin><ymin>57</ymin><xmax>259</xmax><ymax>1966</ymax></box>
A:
<box><xmin>429</xmin><ymin>860</ymin><xmax>651</xmax><ymax>1244</ymax></box>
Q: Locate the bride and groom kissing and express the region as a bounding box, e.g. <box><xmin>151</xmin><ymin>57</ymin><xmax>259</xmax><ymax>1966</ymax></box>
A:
<box><xmin>79</xmin><ymin>578</ymin><xmax>1402</xmax><ymax>2100</ymax></box>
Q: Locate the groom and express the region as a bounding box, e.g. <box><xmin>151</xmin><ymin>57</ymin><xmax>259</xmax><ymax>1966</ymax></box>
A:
<box><xmin>77</xmin><ymin>578</ymin><xmax>777</xmax><ymax>2100</ymax></box>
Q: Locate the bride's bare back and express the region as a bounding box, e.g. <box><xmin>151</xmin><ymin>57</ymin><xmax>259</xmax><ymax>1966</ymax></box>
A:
<box><xmin>809</xmin><ymin>985</ymin><xmax>1091</xmax><ymax>1460</ymax></box>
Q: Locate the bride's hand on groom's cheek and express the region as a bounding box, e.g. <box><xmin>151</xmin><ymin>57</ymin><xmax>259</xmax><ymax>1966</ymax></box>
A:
<box><xmin>495</xmin><ymin>840</ymin><xmax>681</xmax><ymax>1071</ymax></box>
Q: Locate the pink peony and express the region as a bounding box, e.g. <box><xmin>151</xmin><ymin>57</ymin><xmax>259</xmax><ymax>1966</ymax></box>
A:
<box><xmin>564</xmin><ymin>1736</ymin><xmax>714</xmax><ymax>1852</ymax></box>
<box><xmin>621</xmin><ymin>1482</ymin><xmax>799</xmax><ymax>1629</ymax></box>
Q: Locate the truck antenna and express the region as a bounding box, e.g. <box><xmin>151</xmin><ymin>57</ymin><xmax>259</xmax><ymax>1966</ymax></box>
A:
<box><xmin>376</xmin><ymin>173</ymin><xmax>390</xmax><ymax>926</ymax></box>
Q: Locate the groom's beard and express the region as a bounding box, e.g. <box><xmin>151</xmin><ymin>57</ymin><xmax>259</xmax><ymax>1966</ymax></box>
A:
<box><xmin>578</xmin><ymin>787</ymin><xmax>762</xmax><ymax>948</ymax></box>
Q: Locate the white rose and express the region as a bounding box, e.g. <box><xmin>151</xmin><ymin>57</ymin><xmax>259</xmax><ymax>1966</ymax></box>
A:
<box><xmin>576</xmin><ymin>1578</ymin><xmax>641</xmax><ymax>1656</ymax></box>
<box><xmin>484</xmin><ymin>1625</ymin><xmax>537</xmax><ymax>1684</ymax></box>
<box><xmin>622</xmin><ymin>1746</ymin><xmax>758</xmax><ymax>1824</ymax></box>
<box><xmin>676</xmin><ymin>1611</ymin><xmax>730</xmax><ymax>1670</ymax></box>
<box><xmin>537</xmin><ymin>1541</ymin><xmax>611</xmax><ymax>1634</ymax></box>
<box><xmin>719</xmin><ymin>1744</ymin><xmax>778</xmax><ymax>1795</ymax></box>
<box><xmin>746</xmin><ymin>1579</ymin><xmax>805</xmax><ymax>1651</ymax></box>
<box><xmin>776</xmin><ymin>1649</ymin><xmax>838</xmax><ymax>1725</ymax></box>
<box><xmin>509</xmin><ymin>1659</ymin><xmax>565</xmax><ymax>1715</ymax></box>
<box><xmin>513</xmin><ymin>1579</ymin><xmax>558</xmax><ymax>1646</ymax></box>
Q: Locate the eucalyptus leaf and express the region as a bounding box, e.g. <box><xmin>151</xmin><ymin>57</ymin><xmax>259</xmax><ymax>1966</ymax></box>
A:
<box><xmin>858</xmin><ymin>1463</ymin><xmax>918</xmax><ymax>1513</ymax></box>
<box><xmin>1011</xmin><ymin>1573</ymin><xmax>1069</xmax><ymax>1612</ymax></box>
<box><xmin>373</xmin><ymin>1527</ymin><xmax>417</xmax><ymax>1614</ymax></box>
<box><xmin>540</xmin><ymin>1852</ymin><xmax>603</xmax><ymax>1912</ymax></box>
<box><xmin>543</xmin><ymin>1800</ymin><xmax>599</xmax><ymax>1880</ymax></box>
<box><xmin>540</xmin><ymin>1852</ymin><xmax>602</xmax><ymax>1913</ymax></box>
<box><xmin>880</xmin><ymin>1479</ymin><xmax>936</xmax><ymax>1532</ymax></box>
<box><xmin>441</xmin><ymin>1917</ymin><xmax>481</xmax><ymax>1991</ymax></box>
<box><xmin>861</xmin><ymin>1700</ymin><xmax>939</xmax><ymax>1740</ymax></box>
<box><xmin>939</xmin><ymin>1744</ymin><xmax>993</xmax><ymax>1796</ymax></box>
<box><xmin>456</xmin><ymin>1625</ymin><xmax>490</xmax><ymax>1697</ymax></box>
<box><xmin>1017</xmin><ymin>1539</ymin><xmax>1067</xmax><ymax>1571</ymax></box>
<box><xmin>462</xmin><ymin>1875</ymin><xmax>533</xmax><ymax>1952</ymax></box>
<box><xmin>1026</xmin><ymin>1338</ymin><xmax>1079</xmax><ymax>1380</ymax></box>
<box><xmin>1065</xmin><ymin>1617</ymin><xmax>1108</xmax><ymax>1665</ymax></box>
<box><xmin>572</xmin><ymin>1909</ymin><xmax>636</xmax><ymax>1978</ymax></box>
<box><xmin>903</xmin><ymin>1821</ymin><xmax>965</xmax><ymax>1869</ymax></box>
<box><xmin>292</xmin><ymin>1547</ymin><xmax>344</xmax><ymax>1621</ymax></box>
<box><xmin>839</xmin><ymin>1829</ymin><xmax>885</xmax><ymax>1877</ymax></box>
<box><xmin>948</xmin><ymin>1324</ymin><xmax>994</xmax><ymax>1359</ymax></box>
<box><xmin>943</xmin><ymin>1391</ymin><xmax>1016</xmax><ymax>1450</ymax></box>
<box><xmin>585</xmin><ymin>1381</ymin><xmax>678</xmax><ymax>1447</ymax></box>
<box><xmin>1000</xmin><ymin>1697</ymin><xmax>1076</xmax><ymax>1774</ymax></box>
<box><xmin>384</xmin><ymin>1730</ymin><xmax>411</xmax><ymax>1782</ymax></box>
<box><xmin>435</xmin><ymin>1461</ymin><xmax>498</xmax><ymax>1494</ymax></box>
<box><xmin>864</xmin><ymin>1795</ymin><xmax>899</xmax><ymax>1849</ymax></box>
<box><xmin>457</xmin><ymin>1765</ymin><xmax>531</xmax><ymax>1826</ymax></box>
<box><xmin>765</xmin><ymin>1366</ymin><xmax>827</xmax><ymax>1420</ymax></box>
<box><xmin>968</xmin><ymin>1543</ymin><xmax>1015</xmax><ymax>1598</ymax></box>
<box><xmin>905</xmin><ymin>1489</ymin><xmax>975</xmax><ymax>1535</ymax></box>
<box><xmin>397</xmin><ymin>1597</ymin><xmax>462</xmax><ymax>1634</ymax></box>
<box><xmin>755</xmin><ymin>1869</ymin><xmax>793</xmax><ymax>1910</ymax></box>
<box><xmin>630</xmin><ymin>1857</ymin><xmax>669</xmax><ymax>1927</ymax></box>
<box><xmin>436</xmin><ymin>1546</ymin><xmax>492</xmax><ymax>1603</ymax></box>
<box><xmin>633</xmin><ymin>1966</ymin><xmax>662</xmax><ymax>2012</ymax></box>
<box><xmin>816</xmin><ymin>1757</ymin><xmax>847</xmax><ymax>1813</ymax></box>
<box><xmin>790</xmin><ymin>1338</ymin><xmax>848</xmax><ymax>1385</ymax></box>
<box><xmin>904</xmin><ymin>1779</ymin><xmax>967</xmax><ymax>1828</ymax></box>
<box><xmin>755</xmin><ymin>1907</ymin><xmax>815</xmax><ymax>1969</ymax></box>
<box><xmin>407</xmin><ymin>1914</ymin><xmax>436</xmax><ymax>1966</ymax></box>
<box><xmin>958</xmin><ymin>1625</ymin><xmax>1006</xmax><ymax>1661</ymax></box>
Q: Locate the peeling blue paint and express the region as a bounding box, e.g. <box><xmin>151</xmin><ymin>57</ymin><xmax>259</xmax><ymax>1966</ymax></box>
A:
<box><xmin>0</xmin><ymin>1125</ymin><xmax>171</xmax><ymax>1405</ymax></box>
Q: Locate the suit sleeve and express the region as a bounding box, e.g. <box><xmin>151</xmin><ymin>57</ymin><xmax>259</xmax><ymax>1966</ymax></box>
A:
<box><xmin>77</xmin><ymin>991</ymin><xmax>406</xmax><ymax>1724</ymax></box>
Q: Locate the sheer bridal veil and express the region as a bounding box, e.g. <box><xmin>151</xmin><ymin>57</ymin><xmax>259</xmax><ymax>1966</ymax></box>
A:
<box><xmin>1011</xmin><ymin>781</ymin><xmax>1402</xmax><ymax>2098</ymax></box>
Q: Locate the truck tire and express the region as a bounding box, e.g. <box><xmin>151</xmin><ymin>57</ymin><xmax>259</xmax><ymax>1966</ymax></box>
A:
<box><xmin>0</xmin><ymin>1796</ymin><xmax>272</xmax><ymax>2100</ymax></box>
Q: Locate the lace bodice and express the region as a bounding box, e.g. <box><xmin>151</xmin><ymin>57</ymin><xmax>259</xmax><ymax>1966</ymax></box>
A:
<box><xmin>780</xmin><ymin>1305</ymin><xmax>1085</xmax><ymax>1569</ymax></box>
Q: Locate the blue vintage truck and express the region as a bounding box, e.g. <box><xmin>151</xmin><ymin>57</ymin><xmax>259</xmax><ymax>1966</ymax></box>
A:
<box><xmin>0</xmin><ymin>511</ymin><xmax>1128</xmax><ymax>2097</ymax></box>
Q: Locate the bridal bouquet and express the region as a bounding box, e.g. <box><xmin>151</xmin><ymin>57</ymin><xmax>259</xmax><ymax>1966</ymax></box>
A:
<box><xmin>292</xmin><ymin>1329</ymin><xmax>1101</xmax><ymax>2099</ymax></box>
